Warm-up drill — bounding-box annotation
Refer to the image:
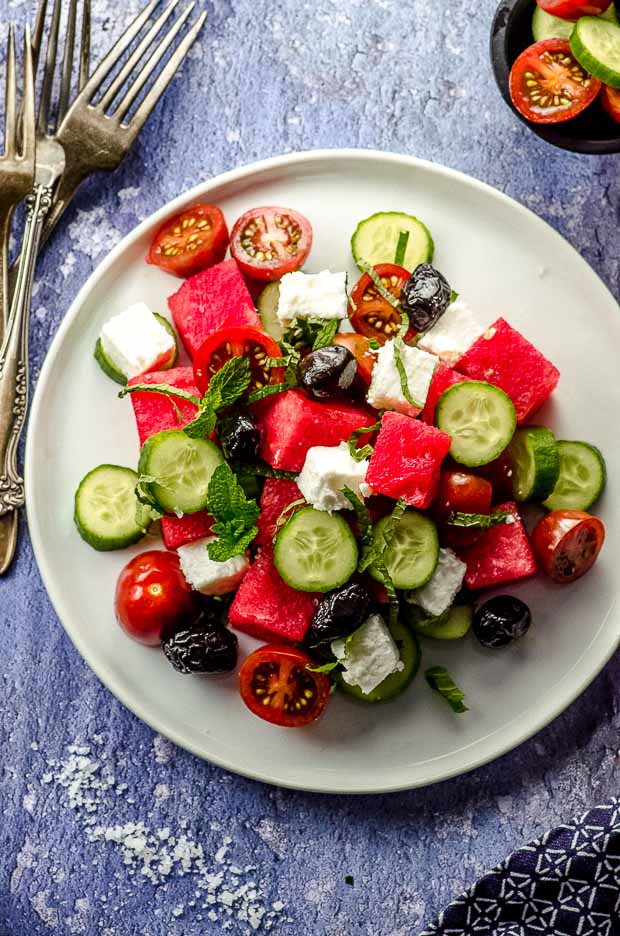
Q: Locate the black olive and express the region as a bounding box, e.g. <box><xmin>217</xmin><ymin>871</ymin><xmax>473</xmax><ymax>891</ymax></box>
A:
<box><xmin>400</xmin><ymin>263</ymin><xmax>452</xmax><ymax>333</ymax></box>
<box><xmin>473</xmin><ymin>595</ymin><xmax>532</xmax><ymax>649</ymax></box>
<box><xmin>163</xmin><ymin>619</ymin><xmax>238</xmax><ymax>674</ymax></box>
<box><xmin>307</xmin><ymin>581</ymin><xmax>373</xmax><ymax>644</ymax></box>
<box><xmin>217</xmin><ymin>411</ymin><xmax>264</xmax><ymax>463</ymax></box>
<box><xmin>299</xmin><ymin>345</ymin><xmax>357</xmax><ymax>400</ymax></box>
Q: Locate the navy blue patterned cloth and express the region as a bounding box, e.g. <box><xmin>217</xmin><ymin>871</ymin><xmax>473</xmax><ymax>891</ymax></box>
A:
<box><xmin>421</xmin><ymin>799</ymin><xmax>620</xmax><ymax>936</ymax></box>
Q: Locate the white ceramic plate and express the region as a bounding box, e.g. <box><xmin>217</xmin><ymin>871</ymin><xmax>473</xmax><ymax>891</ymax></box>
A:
<box><xmin>26</xmin><ymin>150</ymin><xmax>619</xmax><ymax>793</ymax></box>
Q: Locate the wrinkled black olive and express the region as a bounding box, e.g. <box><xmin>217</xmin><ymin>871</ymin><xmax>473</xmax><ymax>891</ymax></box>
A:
<box><xmin>299</xmin><ymin>345</ymin><xmax>357</xmax><ymax>400</ymax></box>
<box><xmin>308</xmin><ymin>582</ymin><xmax>373</xmax><ymax>644</ymax></box>
<box><xmin>217</xmin><ymin>411</ymin><xmax>264</xmax><ymax>463</ymax></box>
<box><xmin>163</xmin><ymin>620</ymin><xmax>238</xmax><ymax>674</ymax></box>
<box><xmin>473</xmin><ymin>595</ymin><xmax>532</xmax><ymax>649</ymax></box>
<box><xmin>400</xmin><ymin>263</ymin><xmax>452</xmax><ymax>333</ymax></box>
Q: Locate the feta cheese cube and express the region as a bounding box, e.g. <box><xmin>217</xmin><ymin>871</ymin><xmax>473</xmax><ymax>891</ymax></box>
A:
<box><xmin>100</xmin><ymin>303</ymin><xmax>175</xmax><ymax>379</ymax></box>
<box><xmin>367</xmin><ymin>339</ymin><xmax>438</xmax><ymax>416</ymax></box>
<box><xmin>297</xmin><ymin>442</ymin><xmax>372</xmax><ymax>512</ymax></box>
<box><xmin>407</xmin><ymin>548</ymin><xmax>466</xmax><ymax>617</ymax></box>
<box><xmin>417</xmin><ymin>299</ymin><xmax>485</xmax><ymax>366</ymax></box>
<box><xmin>277</xmin><ymin>270</ymin><xmax>348</xmax><ymax>324</ymax></box>
<box><xmin>332</xmin><ymin>613</ymin><xmax>404</xmax><ymax>695</ymax></box>
<box><xmin>177</xmin><ymin>536</ymin><xmax>249</xmax><ymax>595</ymax></box>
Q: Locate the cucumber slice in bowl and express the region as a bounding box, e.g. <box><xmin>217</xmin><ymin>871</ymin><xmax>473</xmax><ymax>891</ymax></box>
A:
<box><xmin>138</xmin><ymin>429</ymin><xmax>224</xmax><ymax>515</ymax></box>
<box><xmin>436</xmin><ymin>380</ymin><xmax>517</xmax><ymax>467</ymax></box>
<box><xmin>508</xmin><ymin>425</ymin><xmax>560</xmax><ymax>502</ymax></box>
<box><xmin>257</xmin><ymin>282</ymin><xmax>283</xmax><ymax>341</ymax></box>
<box><xmin>543</xmin><ymin>440</ymin><xmax>606</xmax><ymax>511</ymax></box>
<box><xmin>336</xmin><ymin>617</ymin><xmax>420</xmax><ymax>703</ymax></box>
<box><xmin>532</xmin><ymin>6</ymin><xmax>573</xmax><ymax>42</ymax></box>
<box><xmin>74</xmin><ymin>465</ymin><xmax>152</xmax><ymax>550</ymax></box>
<box><xmin>369</xmin><ymin>510</ymin><xmax>439</xmax><ymax>590</ymax></box>
<box><xmin>94</xmin><ymin>314</ymin><xmax>178</xmax><ymax>386</ymax></box>
<box><xmin>273</xmin><ymin>506</ymin><xmax>358</xmax><ymax>592</ymax></box>
<box><xmin>571</xmin><ymin>16</ymin><xmax>620</xmax><ymax>89</ymax></box>
<box><xmin>351</xmin><ymin>211</ymin><xmax>434</xmax><ymax>271</ymax></box>
<box><xmin>407</xmin><ymin>604</ymin><xmax>473</xmax><ymax>640</ymax></box>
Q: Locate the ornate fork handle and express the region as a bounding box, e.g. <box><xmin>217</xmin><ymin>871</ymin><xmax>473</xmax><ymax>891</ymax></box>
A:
<box><xmin>0</xmin><ymin>183</ymin><xmax>53</xmax><ymax>515</ymax></box>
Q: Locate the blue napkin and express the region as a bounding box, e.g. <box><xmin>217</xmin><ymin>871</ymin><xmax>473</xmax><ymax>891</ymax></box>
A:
<box><xmin>420</xmin><ymin>798</ymin><xmax>620</xmax><ymax>935</ymax></box>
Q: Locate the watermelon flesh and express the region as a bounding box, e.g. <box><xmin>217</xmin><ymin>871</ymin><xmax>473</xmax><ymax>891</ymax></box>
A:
<box><xmin>256</xmin><ymin>478</ymin><xmax>303</xmax><ymax>547</ymax></box>
<box><xmin>366</xmin><ymin>411</ymin><xmax>451</xmax><ymax>508</ymax></box>
<box><xmin>454</xmin><ymin>500</ymin><xmax>537</xmax><ymax>590</ymax></box>
<box><xmin>228</xmin><ymin>548</ymin><xmax>319</xmax><ymax>643</ymax></box>
<box><xmin>128</xmin><ymin>366</ymin><xmax>201</xmax><ymax>445</ymax></box>
<box><xmin>456</xmin><ymin>317</ymin><xmax>560</xmax><ymax>425</ymax></box>
<box><xmin>161</xmin><ymin>511</ymin><xmax>214</xmax><ymax>550</ymax></box>
<box><xmin>168</xmin><ymin>258</ymin><xmax>260</xmax><ymax>359</ymax></box>
<box><xmin>420</xmin><ymin>361</ymin><xmax>466</xmax><ymax>426</ymax></box>
<box><xmin>259</xmin><ymin>390</ymin><xmax>376</xmax><ymax>473</ymax></box>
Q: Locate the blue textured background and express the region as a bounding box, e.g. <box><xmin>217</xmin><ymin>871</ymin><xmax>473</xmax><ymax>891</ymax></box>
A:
<box><xmin>1</xmin><ymin>1</ymin><xmax>619</xmax><ymax>934</ymax></box>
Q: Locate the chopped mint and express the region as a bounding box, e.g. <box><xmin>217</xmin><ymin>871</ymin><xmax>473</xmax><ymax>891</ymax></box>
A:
<box><xmin>448</xmin><ymin>509</ymin><xmax>513</xmax><ymax>531</ymax></box>
<box><xmin>394</xmin><ymin>230</ymin><xmax>409</xmax><ymax>267</ymax></box>
<box><xmin>205</xmin><ymin>463</ymin><xmax>260</xmax><ymax>561</ymax></box>
<box><xmin>425</xmin><ymin>666</ymin><xmax>468</xmax><ymax>714</ymax></box>
<box><xmin>347</xmin><ymin>421</ymin><xmax>381</xmax><ymax>463</ymax></box>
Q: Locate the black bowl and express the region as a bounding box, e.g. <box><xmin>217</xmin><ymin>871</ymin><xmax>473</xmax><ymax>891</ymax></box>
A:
<box><xmin>491</xmin><ymin>0</ymin><xmax>620</xmax><ymax>153</ymax></box>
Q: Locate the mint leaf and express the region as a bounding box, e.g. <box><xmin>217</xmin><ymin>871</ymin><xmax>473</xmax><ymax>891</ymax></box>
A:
<box><xmin>450</xmin><ymin>290</ymin><xmax>459</xmax><ymax>303</ymax></box>
<box><xmin>282</xmin><ymin>317</ymin><xmax>341</xmax><ymax>353</ymax></box>
<box><xmin>311</xmin><ymin>319</ymin><xmax>339</xmax><ymax>350</ymax></box>
<box><xmin>368</xmin><ymin>337</ymin><xmax>381</xmax><ymax>350</ymax></box>
<box><xmin>246</xmin><ymin>382</ymin><xmax>292</xmax><ymax>405</ymax></box>
<box><xmin>204</xmin><ymin>356</ymin><xmax>252</xmax><ymax>411</ymax></box>
<box><xmin>447</xmin><ymin>509</ymin><xmax>513</xmax><ymax>531</ymax></box>
<box><xmin>425</xmin><ymin>666</ymin><xmax>468</xmax><ymax>714</ymax></box>
<box><xmin>342</xmin><ymin>487</ymin><xmax>375</xmax><ymax>572</ymax></box>
<box><xmin>183</xmin><ymin>407</ymin><xmax>217</xmax><ymax>439</ymax></box>
<box><xmin>306</xmin><ymin>659</ymin><xmax>341</xmax><ymax>674</ymax></box>
<box><xmin>206</xmin><ymin>463</ymin><xmax>260</xmax><ymax>561</ymax></box>
<box><xmin>274</xmin><ymin>498</ymin><xmax>306</xmax><ymax>536</ymax></box>
<box><xmin>394</xmin><ymin>230</ymin><xmax>409</xmax><ymax>267</ymax></box>
<box><xmin>119</xmin><ymin>382</ymin><xmax>200</xmax><ymax>424</ymax></box>
<box><xmin>358</xmin><ymin>262</ymin><xmax>403</xmax><ymax>313</ymax></box>
<box><xmin>347</xmin><ymin>421</ymin><xmax>381</xmax><ymax>463</ymax></box>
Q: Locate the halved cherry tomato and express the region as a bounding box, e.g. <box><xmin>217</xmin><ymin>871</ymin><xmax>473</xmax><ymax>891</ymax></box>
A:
<box><xmin>433</xmin><ymin>471</ymin><xmax>493</xmax><ymax>549</ymax></box>
<box><xmin>230</xmin><ymin>207</ymin><xmax>313</xmax><ymax>282</ymax></box>
<box><xmin>333</xmin><ymin>333</ymin><xmax>378</xmax><ymax>386</ymax></box>
<box><xmin>509</xmin><ymin>39</ymin><xmax>601</xmax><ymax>124</ymax></box>
<box><xmin>193</xmin><ymin>326</ymin><xmax>284</xmax><ymax>396</ymax></box>
<box><xmin>601</xmin><ymin>84</ymin><xmax>620</xmax><ymax>123</ymax></box>
<box><xmin>531</xmin><ymin>510</ymin><xmax>605</xmax><ymax>583</ymax></box>
<box><xmin>147</xmin><ymin>205</ymin><xmax>229</xmax><ymax>278</ymax></box>
<box><xmin>115</xmin><ymin>551</ymin><xmax>201</xmax><ymax>646</ymax></box>
<box><xmin>536</xmin><ymin>0</ymin><xmax>612</xmax><ymax>19</ymax></box>
<box><xmin>348</xmin><ymin>264</ymin><xmax>412</xmax><ymax>345</ymax></box>
<box><xmin>239</xmin><ymin>645</ymin><xmax>331</xmax><ymax>727</ymax></box>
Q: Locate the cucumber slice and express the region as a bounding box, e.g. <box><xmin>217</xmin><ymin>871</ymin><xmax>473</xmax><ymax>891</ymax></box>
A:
<box><xmin>571</xmin><ymin>16</ymin><xmax>620</xmax><ymax>89</ymax></box>
<box><xmin>543</xmin><ymin>440</ymin><xmax>606</xmax><ymax>512</ymax></box>
<box><xmin>408</xmin><ymin>604</ymin><xmax>473</xmax><ymax>640</ymax></box>
<box><xmin>436</xmin><ymin>380</ymin><xmax>517</xmax><ymax>468</ymax></box>
<box><xmin>273</xmin><ymin>506</ymin><xmax>358</xmax><ymax>592</ymax></box>
<box><xmin>336</xmin><ymin>616</ymin><xmax>420</xmax><ymax>703</ymax></box>
<box><xmin>257</xmin><ymin>282</ymin><xmax>283</xmax><ymax>341</ymax></box>
<box><xmin>74</xmin><ymin>465</ymin><xmax>151</xmax><ymax>551</ymax></box>
<box><xmin>94</xmin><ymin>313</ymin><xmax>178</xmax><ymax>386</ymax></box>
<box><xmin>369</xmin><ymin>510</ymin><xmax>439</xmax><ymax>590</ymax></box>
<box><xmin>351</xmin><ymin>211</ymin><xmax>434</xmax><ymax>272</ymax></box>
<box><xmin>138</xmin><ymin>429</ymin><xmax>224</xmax><ymax>515</ymax></box>
<box><xmin>532</xmin><ymin>6</ymin><xmax>573</xmax><ymax>41</ymax></box>
<box><xmin>508</xmin><ymin>425</ymin><xmax>560</xmax><ymax>502</ymax></box>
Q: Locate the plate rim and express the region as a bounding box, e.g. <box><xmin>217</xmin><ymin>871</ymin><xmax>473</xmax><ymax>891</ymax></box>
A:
<box><xmin>25</xmin><ymin>147</ymin><xmax>620</xmax><ymax>794</ymax></box>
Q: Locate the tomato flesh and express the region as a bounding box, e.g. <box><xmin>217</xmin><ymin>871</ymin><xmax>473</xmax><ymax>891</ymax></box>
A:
<box><xmin>147</xmin><ymin>204</ymin><xmax>229</xmax><ymax>278</ymax></box>
<box><xmin>536</xmin><ymin>0</ymin><xmax>612</xmax><ymax>19</ymax></box>
<box><xmin>601</xmin><ymin>84</ymin><xmax>620</xmax><ymax>123</ymax></box>
<box><xmin>194</xmin><ymin>326</ymin><xmax>284</xmax><ymax>396</ymax></box>
<box><xmin>509</xmin><ymin>39</ymin><xmax>601</xmax><ymax>125</ymax></box>
<box><xmin>239</xmin><ymin>645</ymin><xmax>331</xmax><ymax>727</ymax></box>
<box><xmin>230</xmin><ymin>206</ymin><xmax>313</xmax><ymax>282</ymax></box>
<box><xmin>333</xmin><ymin>333</ymin><xmax>378</xmax><ymax>386</ymax></box>
<box><xmin>532</xmin><ymin>510</ymin><xmax>605</xmax><ymax>583</ymax></box>
<box><xmin>433</xmin><ymin>471</ymin><xmax>493</xmax><ymax>549</ymax></box>
<box><xmin>114</xmin><ymin>550</ymin><xmax>201</xmax><ymax>646</ymax></box>
<box><xmin>349</xmin><ymin>264</ymin><xmax>412</xmax><ymax>345</ymax></box>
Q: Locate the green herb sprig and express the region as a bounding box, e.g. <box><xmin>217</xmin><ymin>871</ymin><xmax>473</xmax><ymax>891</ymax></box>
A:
<box><xmin>205</xmin><ymin>463</ymin><xmax>260</xmax><ymax>561</ymax></box>
<box><xmin>425</xmin><ymin>666</ymin><xmax>468</xmax><ymax>714</ymax></box>
<box><xmin>447</xmin><ymin>509</ymin><xmax>513</xmax><ymax>531</ymax></box>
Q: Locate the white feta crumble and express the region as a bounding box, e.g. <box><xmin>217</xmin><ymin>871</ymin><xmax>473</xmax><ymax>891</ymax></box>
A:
<box><xmin>367</xmin><ymin>339</ymin><xmax>438</xmax><ymax>416</ymax></box>
<box><xmin>99</xmin><ymin>303</ymin><xmax>174</xmax><ymax>379</ymax></box>
<box><xmin>331</xmin><ymin>614</ymin><xmax>404</xmax><ymax>695</ymax></box>
<box><xmin>296</xmin><ymin>442</ymin><xmax>372</xmax><ymax>512</ymax></box>
<box><xmin>407</xmin><ymin>548</ymin><xmax>466</xmax><ymax>617</ymax></box>
<box><xmin>177</xmin><ymin>536</ymin><xmax>249</xmax><ymax>595</ymax></box>
<box><xmin>416</xmin><ymin>298</ymin><xmax>485</xmax><ymax>365</ymax></box>
<box><xmin>276</xmin><ymin>270</ymin><xmax>348</xmax><ymax>324</ymax></box>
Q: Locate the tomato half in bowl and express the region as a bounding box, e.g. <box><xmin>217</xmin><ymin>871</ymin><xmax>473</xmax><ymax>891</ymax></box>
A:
<box><xmin>230</xmin><ymin>206</ymin><xmax>313</xmax><ymax>282</ymax></box>
<box><xmin>333</xmin><ymin>333</ymin><xmax>378</xmax><ymax>386</ymax></box>
<box><xmin>147</xmin><ymin>204</ymin><xmax>229</xmax><ymax>278</ymax></box>
<box><xmin>536</xmin><ymin>0</ymin><xmax>612</xmax><ymax>19</ymax></box>
<box><xmin>348</xmin><ymin>263</ymin><xmax>412</xmax><ymax>345</ymax></box>
<box><xmin>193</xmin><ymin>326</ymin><xmax>285</xmax><ymax>396</ymax></box>
<box><xmin>601</xmin><ymin>84</ymin><xmax>620</xmax><ymax>122</ymax></box>
<box><xmin>531</xmin><ymin>510</ymin><xmax>605</xmax><ymax>583</ymax></box>
<box><xmin>509</xmin><ymin>38</ymin><xmax>601</xmax><ymax>124</ymax></box>
<box><xmin>239</xmin><ymin>645</ymin><xmax>331</xmax><ymax>727</ymax></box>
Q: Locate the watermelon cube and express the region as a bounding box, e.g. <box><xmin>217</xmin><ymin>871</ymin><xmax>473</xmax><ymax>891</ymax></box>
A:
<box><xmin>161</xmin><ymin>511</ymin><xmax>214</xmax><ymax>550</ymax></box>
<box><xmin>128</xmin><ymin>366</ymin><xmax>200</xmax><ymax>445</ymax></box>
<box><xmin>168</xmin><ymin>259</ymin><xmax>260</xmax><ymax>359</ymax></box>
<box><xmin>455</xmin><ymin>318</ymin><xmax>560</xmax><ymax>424</ymax></box>
<box><xmin>228</xmin><ymin>548</ymin><xmax>319</xmax><ymax>643</ymax></box>
<box><xmin>366</xmin><ymin>411</ymin><xmax>451</xmax><ymax>508</ymax></box>
<box><xmin>256</xmin><ymin>478</ymin><xmax>303</xmax><ymax>547</ymax></box>
<box><xmin>259</xmin><ymin>390</ymin><xmax>376</xmax><ymax>473</ymax></box>
<box><xmin>455</xmin><ymin>500</ymin><xmax>537</xmax><ymax>590</ymax></box>
<box><xmin>420</xmin><ymin>361</ymin><xmax>466</xmax><ymax>426</ymax></box>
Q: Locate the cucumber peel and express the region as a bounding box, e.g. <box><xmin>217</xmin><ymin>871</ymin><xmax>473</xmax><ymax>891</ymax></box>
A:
<box><xmin>570</xmin><ymin>16</ymin><xmax>620</xmax><ymax>89</ymax></box>
<box><xmin>508</xmin><ymin>425</ymin><xmax>560</xmax><ymax>502</ymax></box>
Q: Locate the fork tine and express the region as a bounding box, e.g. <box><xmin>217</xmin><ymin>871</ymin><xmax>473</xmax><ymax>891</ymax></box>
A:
<box><xmin>57</xmin><ymin>0</ymin><xmax>79</xmax><ymax>124</ymax></box>
<box><xmin>81</xmin><ymin>0</ymin><xmax>160</xmax><ymax>102</ymax></box>
<box><xmin>31</xmin><ymin>0</ymin><xmax>48</xmax><ymax>76</ymax></box>
<box><xmin>4</xmin><ymin>26</ymin><xmax>17</xmax><ymax>157</ymax></box>
<box><xmin>22</xmin><ymin>25</ymin><xmax>36</xmax><ymax>161</ymax></box>
<box><xmin>99</xmin><ymin>0</ymin><xmax>182</xmax><ymax>112</ymax></box>
<box><xmin>79</xmin><ymin>0</ymin><xmax>91</xmax><ymax>90</ymax></box>
<box><xmin>37</xmin><ymin>0</ymin><xmax>62</xmax><ymax>135</ymax></box>
<box><xmin>115</xmin><ymin>6</ymin><xmax>205</xmax><ymax>126</ymax></box>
